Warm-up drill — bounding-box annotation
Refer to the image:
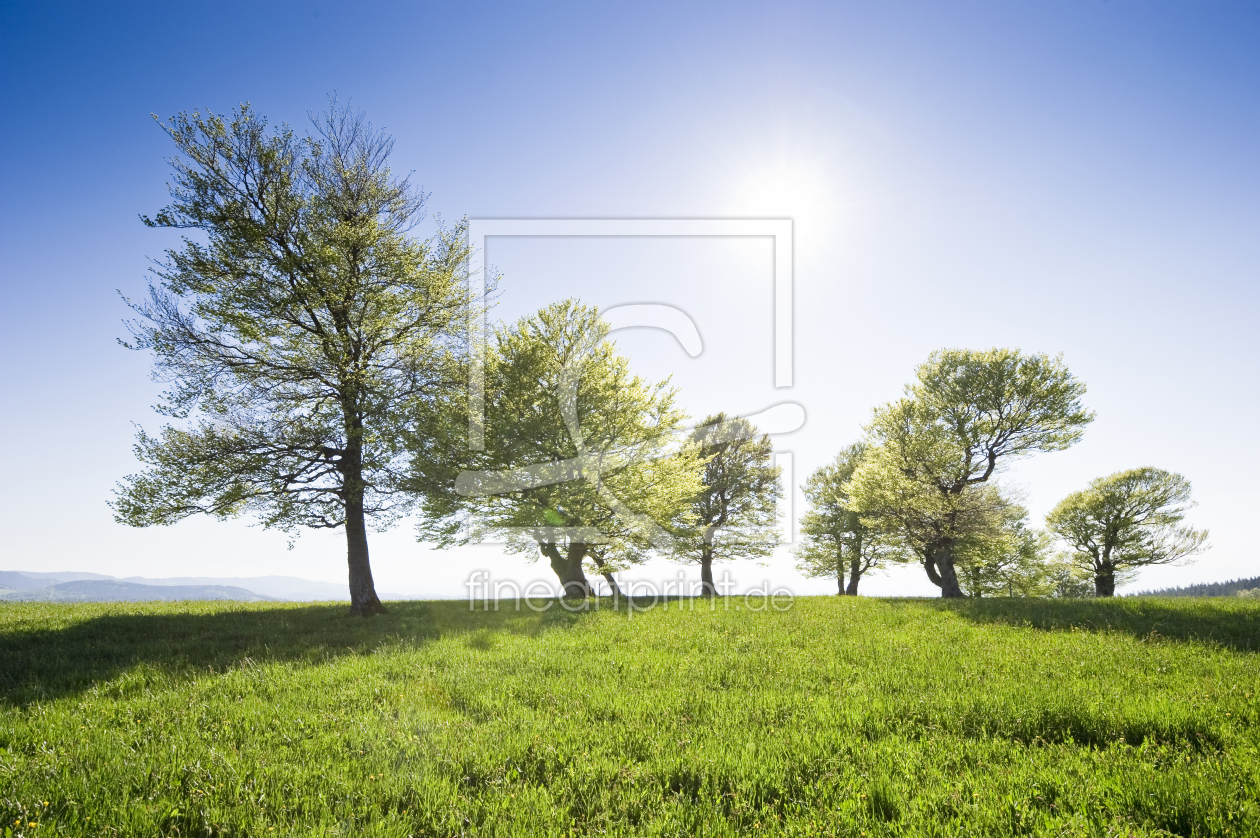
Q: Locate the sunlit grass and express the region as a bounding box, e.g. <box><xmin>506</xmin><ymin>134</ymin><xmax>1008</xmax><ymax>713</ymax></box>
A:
<box><xmin>1</xmin><ymin>596</ymin><xmax>1257</xmax><ymax>836</ymax></box>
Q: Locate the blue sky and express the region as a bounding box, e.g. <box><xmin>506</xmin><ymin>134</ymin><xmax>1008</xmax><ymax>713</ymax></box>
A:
<box><xmin>1</xmin><ymin>0</ymin><xmax>1257</xmax><ymax>596</ymax></box>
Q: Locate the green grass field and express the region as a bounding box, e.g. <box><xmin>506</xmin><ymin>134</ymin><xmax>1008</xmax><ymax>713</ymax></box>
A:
<box><xmin>2</xmin><ymin>596</ymin><xmax>1258</xmax><ymax>837</ymax></box>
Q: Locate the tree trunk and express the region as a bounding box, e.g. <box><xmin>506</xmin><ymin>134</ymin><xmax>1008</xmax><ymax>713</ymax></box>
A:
<box><xmin>542</xmin><ymin>542</ymin><xmax>593</xmax><ymax>599</ymax></box>
<box><xmin>589</xmin><ymin>553</ymin><xmax>623</xmax><ymax>597</ymax></box>
<box><xmin>836</xmin><ymin>548</ymin><xmax>845</xmax><ymax>595</ymax></box>
<box><xmin>923</xmin><ymin>552</ymin><xmax>944</xmax><ymax>588</ymax></box>
<box><xmin>928</xmin><ymin>541</ymin><xmax>964</xmax><ymax>598</ymax></box>
<box><xmin>700</xmin><ymin>546</ymin><xmax>716</xmax><ymax>598</ymax></box>
<box><xmin>339</xmin><ymin>398</ymin><xmax>385</xmax><ymax>616</ymax></box>
<box><xmin>343</xmin><ymin>447</ymin><xmax>385</xmax><ymax>616</ymax></box>
<box><xmin>845</xmin><ymin>555</ymin><xmax>862</xmax><ymax>596</ymax></box>
<box><xmin>1094</xmin><ymin>566</ymin><xmax>1116</xmax><ymax>597</ymax></box>
<box><xmin>844</xmin><ymin>533</ymin><xmax>863</xmax><ymax>595</ymax></box>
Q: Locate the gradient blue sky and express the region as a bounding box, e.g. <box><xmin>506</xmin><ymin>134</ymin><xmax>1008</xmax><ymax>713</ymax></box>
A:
<box><xmin>1</xmin><ymin>1</ymin><xmax>1257</xmax><ymax>596</ymax></box>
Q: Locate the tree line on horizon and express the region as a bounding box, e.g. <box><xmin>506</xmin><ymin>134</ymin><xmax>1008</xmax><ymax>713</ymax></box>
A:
<box><xmin>110</xmin><ymin>102</ymin><xmax>1208</xmax><ymax>614</ymax></box>
<box><xmin>1132</xmin><ymin>576</ymin><xmax>1260</xmax><ymax>598</ymax></box>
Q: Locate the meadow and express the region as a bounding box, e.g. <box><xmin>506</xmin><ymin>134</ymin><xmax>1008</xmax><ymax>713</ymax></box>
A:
<box><xmin>1</xmin><ymin>596</ymin><xmax>1258</xmax><ymax>837</ymax></box>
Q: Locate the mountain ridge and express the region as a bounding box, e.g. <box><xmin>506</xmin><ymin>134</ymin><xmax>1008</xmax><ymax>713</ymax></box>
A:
<box><xmin>0</xmin><ymin>571</ymin><xmax>410</xmax><ymax>602</ymax></box>
<box><xmin>0</xmin><ymin>579</ymin><xmax>277</xmax><ymax>603</ymax></box>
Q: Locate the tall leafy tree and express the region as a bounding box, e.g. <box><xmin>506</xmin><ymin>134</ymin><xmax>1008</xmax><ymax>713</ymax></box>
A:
<box><xmin>673</xmin><ymin>414</ymin><xmax>781</xmax><ymax>597</ymax></box>
<box><xmin>1046</xmin><ymin>467</ymin><xmax>1209</xmax><ymax>596</ymax></box>
<box><xmin>112</xmin><ymin>103</ymin><xmax>473</xmax><ymax>615</ymax></box>
<box><xmin>418</xmin><ymin>300</ymin><xmax>704</xmax><ymax>598</ymax></box>
<box><xmin>847</xmin><ymin>348</ymin><xmax>1093</xmax><ymax>597</ymax></box>
<box><xmin>795</xmin><ymin>442</ymin><xmax>908</xmax><ymax>595</ymax></box>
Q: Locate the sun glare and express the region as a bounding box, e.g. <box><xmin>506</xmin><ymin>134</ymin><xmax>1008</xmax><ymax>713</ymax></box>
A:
<box><xmin>729</xmin><ymin>161</ymin><xmax>835</xmax><ymax>221</ymax></box>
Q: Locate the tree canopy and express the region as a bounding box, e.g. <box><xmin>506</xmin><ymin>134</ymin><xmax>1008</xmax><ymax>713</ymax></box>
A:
<box><xmin>672</xmin><ymin>413</ymin><xmax>781</xmax><ymax>596</ymax></box>
<box><xmin>949</xmin><ymin>488</ymin><xmax>1059</xmax><ymax>597</ymax></box>
<box><xmin>113</xmin><ymin>102</ymin><xmax>474</xmax><ymax>615</ymax></box>
<box><xmin>795</xmin><ymin>442</ymin><xmax>908</xmax><ymax>595</ymax></box>
<box><xmin>1046</xmin><ymin>467</ymin><xmax>1209</xmax><ymax>596</ymax></box>
<box><xmin>847</xmin><ymin>348</ymin><xmax>1093</xmax><ymax>597</ymax></box>
<box><xmin>416</xmin><ymin>300</ymin><xmax>704</xmax><ymax>597</ymax></box>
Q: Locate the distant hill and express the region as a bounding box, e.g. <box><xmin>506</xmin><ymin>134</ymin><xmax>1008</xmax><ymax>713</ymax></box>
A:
<box><xmin>118</xmin><ymin>575</ymin><xmax>360</xmax><ymax>601</ymax></box>
<box><xmin>1131</xmin><ymin>576</ymin><xmax>1260</xmax><ymax>598</ymax></box>
<box><xmin>0</xmin><ymin>570</ymin><xmax>410</xmax><ymax>602</ymax></box>
<box><xmin>0</xmin><ymin>579</ymin><xmax>277</xmax><ymax>603</ymax></box>
<box><xmin>0</xmin><ymin>570</ymin><xmax>114</xmax><ymax>590</ymax></box>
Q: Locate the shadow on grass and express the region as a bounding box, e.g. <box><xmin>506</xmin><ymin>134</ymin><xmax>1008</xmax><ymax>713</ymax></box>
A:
<box><xmin>0</xmin><ymin>599</ymin><xmax>583</xmax><ymax>706</ymax></box>
<box><xmin>907</xmin><ymin>596</ymin><xmax>1260</xmax><ymax>652</ymax></box>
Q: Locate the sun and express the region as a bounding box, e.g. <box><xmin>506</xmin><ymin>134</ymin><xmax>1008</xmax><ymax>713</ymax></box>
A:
<box><xmin>729</xmin><ymin>161</ymin><xmax>835</xmax><ymax>222</ymax></box>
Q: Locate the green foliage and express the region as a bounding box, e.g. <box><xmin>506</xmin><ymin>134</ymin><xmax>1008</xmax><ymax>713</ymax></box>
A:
<box><xmin>847</xmin><ymin>348</ymin><xmax>1093</xmax><ymax>597</ymax></box>
<box><xmin>911</xmin><ymin>348</ymin><xmax>1095</xmax><ymax>464</ymax></box>
<box><xmin>416</xmin><ymin>301</ymin><xmax>705</xmax><ymax>590</ymax></box>
<box><xmin>111</xmin><ymin>103</ymin><xmax>474</xmax><ymax>611</ymax></box>
<box><xmin>1046</xmin><ymin>559</ymin><xmax>1098</xmax><ymax>598</ymax></box>
<box><xmin>1047</xmin><ymin>467</ymin><xmax>1209</xmax><ymax>597</ymax></box>
<box><xmin>2</xmin><ymin>597</ymin><xmax>1258</xmax><ymax>836</ymax></box>
<box><xmin>671</xmin><ymin>414</ymin><xmax>781</xmax><ymax>586</ymax></box>
<box><xmin>952</xmin><ymin>490</ymin><xmax>1058</xmax><ymax>598</ymax></box>
<box><xmin>795</xmin><ymin>442</ymin><xmax>910</xmax><ymax>594</ymax></box>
